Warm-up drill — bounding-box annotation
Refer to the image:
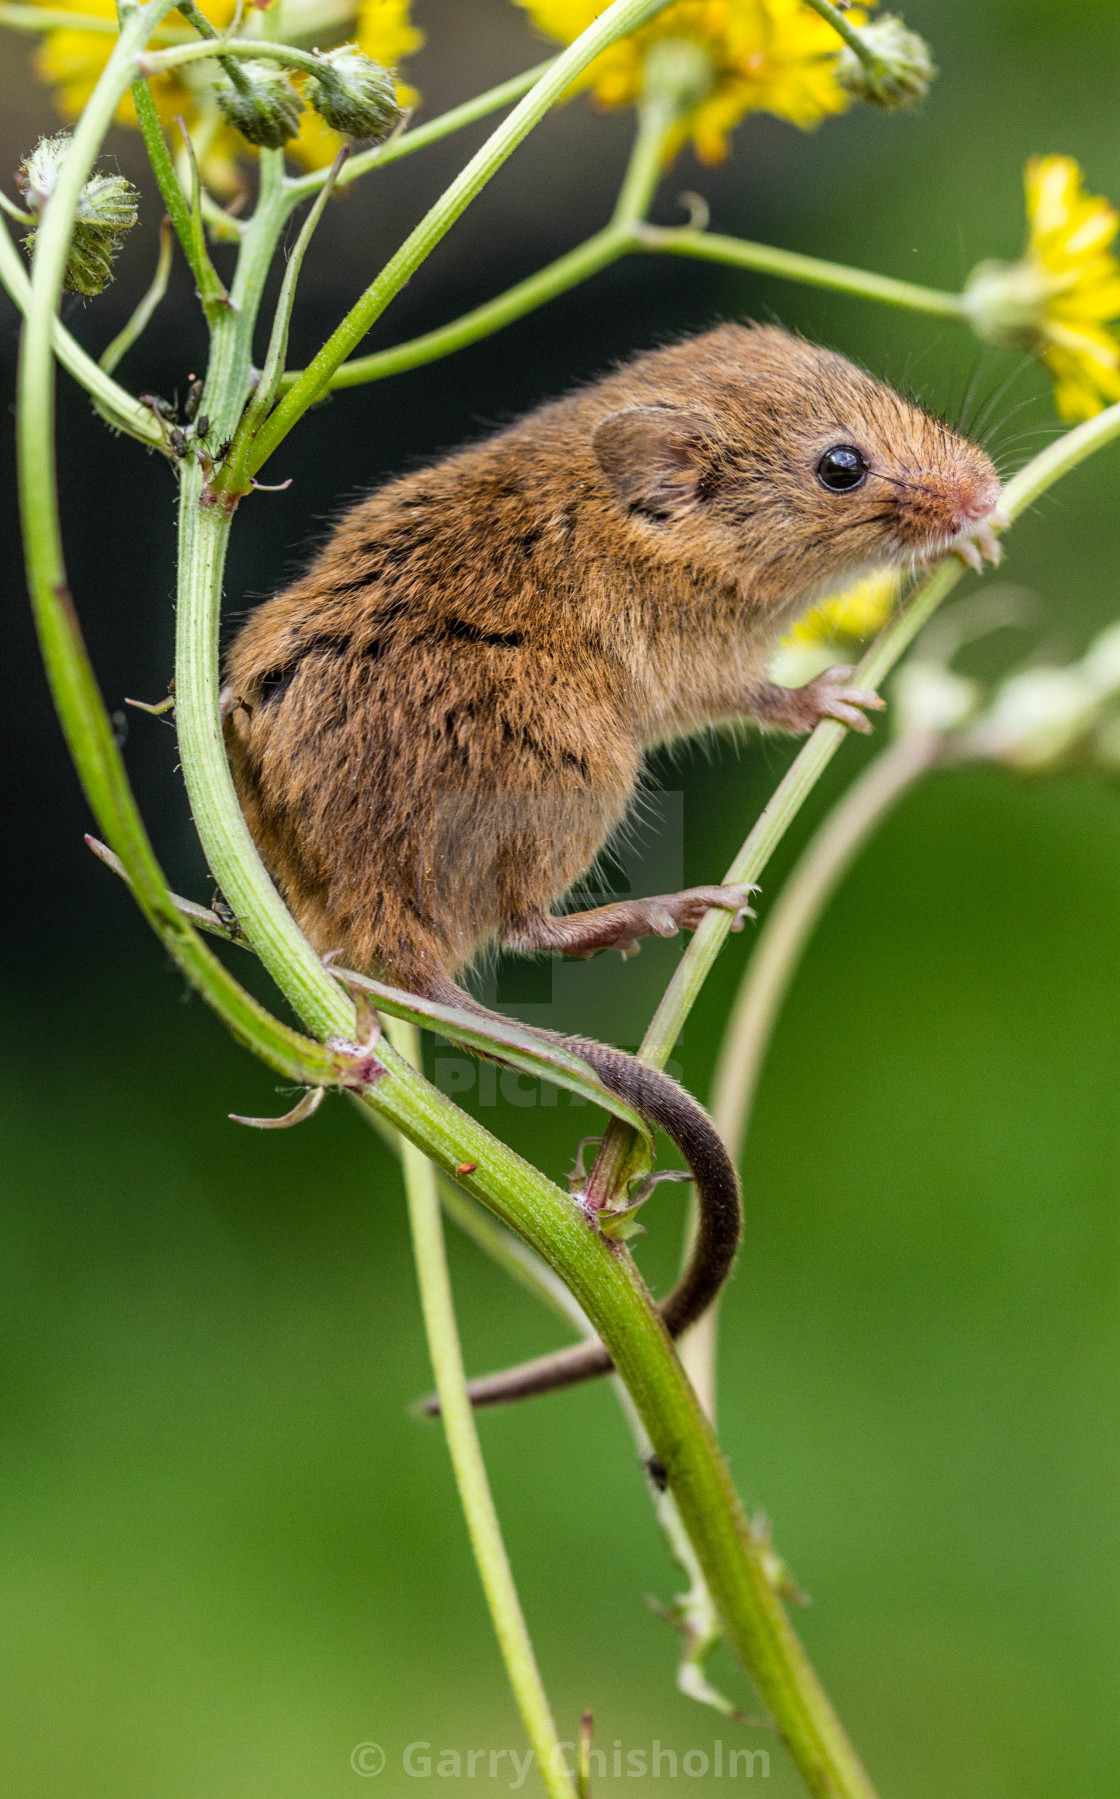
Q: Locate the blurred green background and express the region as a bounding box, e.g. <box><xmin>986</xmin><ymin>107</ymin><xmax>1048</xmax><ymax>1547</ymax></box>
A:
<box><xmin>2</xmin><ymin>1</ymin><xmax>1120</xmax><ymax>1793</ymax></box>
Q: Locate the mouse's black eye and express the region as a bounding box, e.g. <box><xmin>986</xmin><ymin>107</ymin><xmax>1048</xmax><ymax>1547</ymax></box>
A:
<box><xmin>817</xmin><ymin>444</ymin><xmax>868</xmax><ymax>492</ymax></box>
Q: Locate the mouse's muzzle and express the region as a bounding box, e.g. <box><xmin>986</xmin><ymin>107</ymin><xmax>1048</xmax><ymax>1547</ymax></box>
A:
<box><xmin>892</xmin><ymin>449</ymin><xmax>1006</xmax><ymax>573</ymax></box>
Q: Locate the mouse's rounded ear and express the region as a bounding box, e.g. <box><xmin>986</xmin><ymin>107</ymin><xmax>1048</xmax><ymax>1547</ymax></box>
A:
<box><xmin>591</xmin><ymin>406</ymin><xmax>714</xmax><ymax>520</ymax></box>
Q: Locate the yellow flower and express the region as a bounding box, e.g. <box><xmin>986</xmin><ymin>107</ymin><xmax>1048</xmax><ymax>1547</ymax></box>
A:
<box><xmin>356</xmin><ymin>0</ymin><xmax>423</xmax><ymax>110</ymax></box>
<box><xmin>512</xmin><ymin>0</ymin><xmax>864</xmax><ymax>163</ymax></box>
<box><xmin>29</xmin><ymin>0</ymin><xmax>422</xmax><ymax>194</ymax></box>
<box><xmin>770</xmin><ymin>569</ymin><xmax>898</xmax><ymax>685</ymax></box>
<box><xmin>963</xmin><ymin>156</ymin><xmax>1120</xmax><ymax>422</ymax></box>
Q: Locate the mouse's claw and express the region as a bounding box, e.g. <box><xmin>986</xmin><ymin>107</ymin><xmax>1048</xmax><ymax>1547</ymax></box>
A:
<box><xmin>955</xmin><ymin>514</ymin><xmax>1005</xmax><ymax>572</ymax></box>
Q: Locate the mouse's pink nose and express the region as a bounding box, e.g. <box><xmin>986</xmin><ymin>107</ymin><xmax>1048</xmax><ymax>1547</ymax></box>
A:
<box><xmin>952</xmin><ymin>469</ymin><xmax>1003</xmax><ymax>533</ymax></box>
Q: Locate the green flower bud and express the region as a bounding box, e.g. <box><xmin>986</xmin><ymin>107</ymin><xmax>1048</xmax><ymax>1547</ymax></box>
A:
<box><xmin>834</xmin><ymin>16</ymin><xmax>935</xmax><ymax>111</ymax></box>
<box><xmin>213</xmin><ymin>60</ymin><xmax>303</xmax><ymax>150</ymax></box>
<box><xmin>18</xmin><ymin>132</ymin><xmax>139</xmax><ymax>297</ymax></box>
<box><xmin>304</xmin><ymin>44</ymin><xmax>404</xmax><ymax>142</ymax></box>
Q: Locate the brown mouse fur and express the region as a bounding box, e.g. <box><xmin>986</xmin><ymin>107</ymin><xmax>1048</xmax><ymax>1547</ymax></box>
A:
<box><xmin>223</xmin><ymin>323</ymin><xmax>1002</xmax><ymax>1406</ymax></box>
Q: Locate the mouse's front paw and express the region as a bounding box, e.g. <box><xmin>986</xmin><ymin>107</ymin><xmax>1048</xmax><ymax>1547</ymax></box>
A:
<box><xmin>796</xmin><ymin>666</ymin><xmax>885</xmax><ymax>735</ymax></box>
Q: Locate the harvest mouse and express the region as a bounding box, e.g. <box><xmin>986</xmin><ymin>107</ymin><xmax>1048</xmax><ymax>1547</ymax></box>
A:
<box><xmin>222</xmin><ymin>323</ymin><xmax>1003</xmax><ymax>1406</ymax></box>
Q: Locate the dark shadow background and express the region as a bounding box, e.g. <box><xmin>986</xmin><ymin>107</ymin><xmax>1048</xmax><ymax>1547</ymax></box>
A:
<box><xmin>3</xmin><ymin>1</ymin><xmax>1120</xmax><ymax>1793</ymax></box>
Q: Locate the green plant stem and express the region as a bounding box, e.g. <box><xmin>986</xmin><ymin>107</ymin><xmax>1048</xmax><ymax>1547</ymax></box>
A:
<box><xmin>285</xmin><ymin>226</ymin><xmax>966</xmax><ymax>398</ymax></box>
<box><xmin>678</xmin><ymin>734</ymin><xmax>941</xmax><ymax>1439</ymax></box>
<box><xmin>709</xmin><ymin>731</ymin><xmax>943</xmax><ymax>1166</ymax></box>
<box><xmin>172</xmin><ymin>113</ymin><xmax>882</xmax><ymax>1799</ymax></box>
<box><xmin>0</xmin><ymin>2</ymin><xmax>119</xmax><ymax>28</ymax></box>
<box><xmin>361</xmin><ymin>1051</ymin><xmax>879</xmax><ymax>1799</ymax></box>
<box><xmin>612</xmin><ymin>86</ymin><xmax>675</xmax><ymax>226</ymax></box>
<box><xmin>801</xmin><ymin>0</ymin><xmax>879</xmax><ymax>68</ymax></box>
<box><xmin>99</xmin><ymin>212</ymin><xmax>173</xmax><ymax>374</ymax></box>
<box><xmin>131</xmin><ymin>75</ymin><xmax>202</xmax><ymax>284</ymax></box>
<box><xmin>585</xmin><ymin>556</ymin><xmax>966</xmax><ymax>1205</ymax></box>
<box><xmin>275</xmin><ymin>92</ymin><xmax>674</xmax><ymax>399</ymax></box>
<box><xmin>284</xmin><ymin>59</ymin><xmax>559</xmax><ymax>205</ymax></box>
<box><xmin>636</xmin><ymin>225</ymin><xmax>967</xmax><ymax>317</ymax></box>
<box><xmin>280</xmin><ymin>224</ymin><xmax>634</xmax><ymax>392</ymax></box>
<box><xmin>13</xmin><ymin>0</ymin><xmax>354</xmax><ymax>1090</ymax></box>
<box><xmin>240</xmin><ymin>0</ymin><xmax>681</xmax><ymax>481</ymax></box>
<box><xmin>143</xmin><ymin>31</ymin><xmax>334</xmax><ymax>79</ymax></box>
<box><xmin>0</xmin><ymin>213</ymin><xmax>166</xmax><ymax>447</ymax></box>
<box><xmin>177</xmin><ymin>117</ymin><xmax>229</xmax><ymax>321</ymax></box>
<box><xmin>220</xmin><ymin>147</ymin><xmax>346</xmax><ymax>494</ymax></box>
<box><xmin>391</xmin><ymin>1020</ymin><xmax>579</xmax><ymax>1799</ymax></box>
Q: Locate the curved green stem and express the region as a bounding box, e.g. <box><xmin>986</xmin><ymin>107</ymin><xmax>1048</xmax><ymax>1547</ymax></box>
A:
<box><xmin>282</xmin><ymin>226</ymin><xmax>633</xmax><ymax>392</ymax></box>
<box><xmin>13</xmin><ymin>0</ymin><xmax>354</xmax><ymax>1090</ymax></box>
<box><xmin>220</xmin><ymin>147</ymin><xmax>346</xmax><ymax>494</ymax></box>
<box><xmin>0</xmin><ymin>214</ymin><xmax>166</xmax><ymax>447</ymax></box>
<box><xmin>276</xmin><ymin>97</ymin><xmax>675</xmax><ymax>400</ymax></box>
<box><xmin>240</xmin><ymin>0</ymin><xmax>680</xmax><ymax>481</ymax></box>
<box><xmin>612</xmin><ymin>87</ymin><xmax>675</xmax><ymax>227</ymax></box>
<box><xmin>392</xmin><ymin>1021</ymin><xmax>578</xmax><ymax>1799</ymax></box>
<box><xmin>801</xmin><ymin>0</ymin><xmax>880</xmax><ymax>69</ymax></box>
<box><xmin>284</xmin><ymin>59</ymin><xmax>559</xmax><ymax>206</ymax></box>
<box><xmin>637</xmin><ymin>225</ymin><xmax>967</xmax><ymax>318</ymax></box>
<box><xmin>132</xmin><ymin>74</ymin><xmax>205</xmax><ymax>277</ymax></box>
<box><xmin>99</xmin><ymin>212</ymin><xmax>173</xmax><ymax>374</ymax></box>
<box><xmin>710</xmin><ymin>731</ymin><xmax>942</xmax><ymax>1168</ymax></box>
<box><xmin>142</xmin><ymin>31</ymin><xmax>334</xmax><ymax>79</ymax></box>
<box><xmin>0</xmin><ymin>2</ymin><xmax>120</xmax><ymax>28</ymax></box>
<box><xmin>285</xmin><ymin>225</ymin><xmax>966</xmax><ymax>399</ymax></box>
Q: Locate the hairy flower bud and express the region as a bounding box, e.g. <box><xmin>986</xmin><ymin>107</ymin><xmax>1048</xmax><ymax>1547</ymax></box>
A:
<box><xmin>640</xmin><ymin>37</ymin><xmax>716</xmax><ymax>117</ymax></box>
<box><xmin>834</xmin><ymin>16</ymin><xmax>935</xmax><ymax>110</ymax></box>
<box><xmin>304</xmin><ymin>44</ymin><xmax>403</xmax><ymax>141</ymax></box>
<box><xmin>961</xmin><ymin>259</ymin><xmax>1049</xmax><ymax>350</ymax></box>
<box><xmin>213</xmin><ymin>60</ymin><xmax>303</xmax><ymax>149</ymax></box>
<box><xmin>18</xmin><ymin>132</ymin><xmax>139</xmax><ymax>297</ymax></box>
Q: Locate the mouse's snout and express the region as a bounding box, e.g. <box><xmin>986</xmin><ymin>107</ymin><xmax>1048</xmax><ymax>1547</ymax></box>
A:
<box><xmin>949</xmin><ymin>465</ymin><xmax>1003</xmax><ymax>532</ymax></box>
<box><xmin>885</xmin><ymin>428</ymin><xmax>1004</xmax><ymax>572</ymax></box>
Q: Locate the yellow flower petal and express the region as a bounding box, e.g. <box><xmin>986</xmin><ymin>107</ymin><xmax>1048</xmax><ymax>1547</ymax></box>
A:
<box><xmin>512</xmin><ymin>0</ymin><xmax>863</xmax><ymax>160</ymax></box>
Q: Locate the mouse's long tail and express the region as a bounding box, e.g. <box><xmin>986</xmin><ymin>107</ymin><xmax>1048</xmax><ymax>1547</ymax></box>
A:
<box><xmin>416</xmin><ymin>981</ymin><xmax>741</xmax><ymax>1411</ymax></box>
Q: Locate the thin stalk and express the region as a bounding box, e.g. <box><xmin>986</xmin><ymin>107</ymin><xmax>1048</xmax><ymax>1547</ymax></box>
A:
<box><xmin>277</xmin><ymin>94</ymin><xmax>674</xmax><ymax>397</ymax></box>
<box><xmin>360</xmin><ymin>1046</ymin><xmax>879</xmax><ymax>1799</ymax></box>
<box><xmin>142</xmin><ymin>31</ymin><xmax>328</xmax><ymax>80</ymax></box>
<box><xmin>585</xmin><ymin>557</ymin><xmax>966</xmax><ymax>1207</ymax></box>
<box><xmin>285</xmin><ymin>222</ymin><xmax>965</xmax><ymax>397</ymax></box>
<box><xmin>132</xmin><ymin>76</ymin><xmax>202</xmax><ymax>283</ymax></box>
<box><xmin>279</xmin><ymin>224</ymin><xmax>634</xmax><ymax>393</ymax></box>
<box><xmin>0</xmin><ymin>2</ymin><xmax>190</xmax><ymax>31</ymax></box>
<box><xmin>391</xmin><ymin>1021</ymin><xmax>578</xmax><ymax>1799</ymax></box>
<box><xmin>176</xmin><ymin>117</ymin><xmax>229</xmax><ymax>321</ymax></box>
<box><xmin>801</xmin><ymin>0</ymin><xmax>880</xmax><ymax>69</ymax></box>
<box><xmin>678</xmin><ymin>732</ymin><xmax>945</xmax><ymax>1469</ymax></box>
<box><xmin>611</xmin><ymin>88</ymin><xmax>675</xmax><ymax>227</ymax></box>
<box><xmin>638</xmin><ymin>225</ymin><xmax>967</xmax><ymax>319</ymax></box>
<box><xmin>710</xmin><ymin>732</ymin><xmax>944</xmax><ymax>1164</ymax></box>
<box><xmin>436</xmin><ymin>1175</ymin><xmax>590</xmax><ymax>1331</ymax></box>
<box><xmin>0</xmin><ymin>2</ymin><xmax>120</xmax><ymax>28</ymax></box>
<box><xmin>240</xmin><ymin>0</ymin><xmax>681</xmax><ymax>481</ymax></box>
<box><xmin>221</xmin><ymin>146</ymin><xmax>347</xmax><ymax>492</ymax></box>
<box><xmin>285</xmin><ymin>59</ymin><xmax>559</xmax><ymax>205</ymax></box>
<box><xmin>0</xmin><ymin>214</ymin><xmax>166</xmax><ymax>447</ymax></box>
<box><xmin>99</xmin><ymin>213</ymin><xmax>173</xmax><ymax>374</ymax></box>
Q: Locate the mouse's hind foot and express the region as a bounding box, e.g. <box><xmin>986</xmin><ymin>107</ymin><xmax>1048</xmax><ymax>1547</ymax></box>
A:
<box><xmin>503</xmin><ymin>886</ymin><xmax>755</xmax><ymax>961</ymax></box>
